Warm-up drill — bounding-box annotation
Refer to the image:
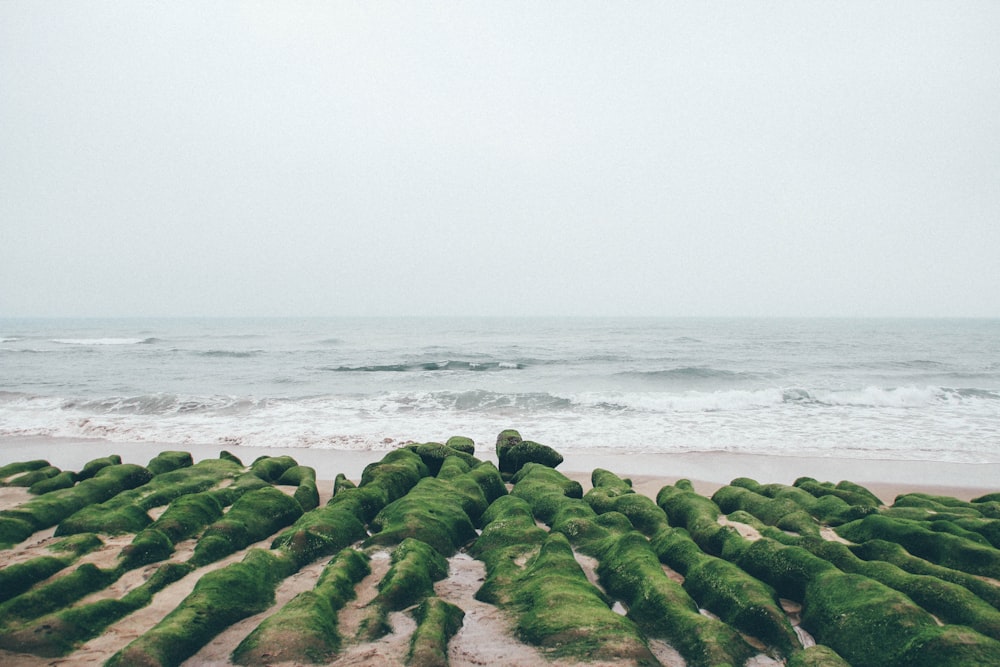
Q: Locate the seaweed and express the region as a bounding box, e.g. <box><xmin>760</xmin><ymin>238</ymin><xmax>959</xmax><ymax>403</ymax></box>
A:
<box><xmin>146</xmin><ymin>450</ymin><xmax>194</xmax><ymax>476</ymax></box>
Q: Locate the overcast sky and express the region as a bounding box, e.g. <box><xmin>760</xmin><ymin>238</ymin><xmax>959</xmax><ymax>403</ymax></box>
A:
<box><xmin>2</xmin><ymin>2</ymin><xmax>998</xmax><ymax>318</ymax></box>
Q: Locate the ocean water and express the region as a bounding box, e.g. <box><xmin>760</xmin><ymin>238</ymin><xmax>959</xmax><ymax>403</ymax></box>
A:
<box><xmin>1</xmin><ymin>317</ymin><xmax>998</xmax><ymax>463</ymax></box>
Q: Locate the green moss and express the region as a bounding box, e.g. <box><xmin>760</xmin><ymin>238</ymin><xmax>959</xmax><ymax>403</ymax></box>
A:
<box><xmin>55</xmin><ymin>502</ymin><xmax>152</xmax><ymax>536</ymax></box>
<box><xmin>0</xmin><ymin>556</ymin><xmax>68</xmax><ymax>603</ymax></box>
<box><xmin>120</xmin><ymin>528</ymin><xmax>174</xmax><ymax>570</ymax></box>
<box><xmin>191</xmin><ymin>486</ymin><xmax>303</xmax><ymax>566</ymax></box>
<box><xmin>445</xmin><ymin>435</ymin><xmax>476</xmax><ymax>455</ymax></box>
<box><xmin>801</xmin><ymin>569</ymin><xmax>940</xmax><ymax>667</ymax></box>
<box><xmin>407</xmin><ymin>596</ymin><xmax>465</xmax><ymax>667</ymax></box>
<box><xmin>48</xmin><ymin>532</ymin><xmax>103</xmax><ymax>556</ymax></box>
<box><xmin>0</xmin><ymin>463</ymin><xmax>153</xmax><ymax>537</ymax></box>
<box><xmin>76</xmin><ymin>455</ymin><xmax>122</xmax><ymax>481</ymax></box>
<box><xmin>378</xmin><ymin>538</ymin><xmax>449</xmax><ymax>610</ymax></box>
<box><xmin>650</xmin><ymin>526</ymin><xmax>800</xmax><ymax>657</ymax></box>
<box><xmin>278</xmin><ymin>465</ymin><xmax>320</xmax><ymax>512</ymax></box>
<box><xmin>28</xmin><ymin>471</ymin><xmax>77</xmax><ymax>495</ymax></box>
<box><xmin>232</xmin><ymin>549</ymin><xmax>369</xmax><ymax>665</ymax></box>
<box><xmin>803</xmin><ymin>538</ymin><xmax>1000</xmax><ymax>641</ymax></box>
<box><xmin>794</xmin><ymin>477</ymin><xmax>881</xmax><ymax>508</ymax></box>
<box><xmin>107</xmin><ymin>549</ymin><xmax>295</xmax><ymax>667</ymax></box>
<box><xmin>8</xmin><ymin>466</ymin><xmax>61</xmax><ymax>487</ymax></box>
<box><xmin>850</xmin><ymin>539</ymin><xmax>1000</xmax><ymax>610</ymax></box>
<box><xmin>219</xmin><ymin>449</ymin><xmax>243</xmax><ymax>466</ymax></box>
<box><xmin>0</xmin><ymin>562</ymin><xmax>118</xmax><ymax>628</ymax></box>
<box><xmin>366</xmin><ymin>475</ymin><xmax>482</xmax><ymax>556</ymax></box>
<box><xmin>0</xmin><ymin>459</ymin><xmax>51</xmax><ymax>482</ymax></box>
<box><xmin>146</xmin><ymin>451</ymin><xmax>193</xmax><ymax>476</ymax></box>
<box><xmin>510</xmin><ymin>532</ymin><xmax>658</xmax><ymax>664</ymax></box>
<box><xmin>404</xmin><ymin>442</ymin><xmax>479</xmax><ymax>476</ymax></box>
<box><xmin>333</xmin><ymin>473</ymin><xmax>356</xmax><ymax>495</ymax></box>
<box><xmin>836</xmin><ymin>514</ymin><xmax>1000</xmax><ymax>579</ymax></box>
<box><xmin>712</xmin><ymin>484</ymin><xmax>820</xmax><ymax>537</ymax></box>
<box><xmin>467</xmin><ymin>462</ymin><xmax>507</xmax><ymax>505</ymax></box>
<box><xmin>787</xmin><ymin>645</ymin><xmax>851</xmax><ymax>666</ymax></box>
<box><xmin>497</xmin><ymin>440</ymin><xmax>563</xmax><ymax>478</ymax></box>
<box><xmin>586</xmin><ymin>468</ymin><xmax>669</xmax><ymax>536</ymax></box>
<box><xmin>0</xmin><ymin>515</ymin><xmax>35</xmax><ymax>547</ymax></box>
<box><xmin>249</xmin><ymin>455</ymin><xmax>299</xmax><ymax>483</ymax></box>
<box><xmin>510</xmin><ymin>463</ymin><xmax>583</xmax><ymax>525</ymax></box>
<box><xmin>272</xmin><ymin>505</ymin><xmax>367</xmax><ymax>568</ymax></box>
<box><xmin>469</xmin><ymin>495</ymin><xmax>548</xmax><ymax>606</ymax></box>
<box><xmin>1</xmin><ymin>562</ymin><xmax>193</xmax><ymax>657</ymax></box>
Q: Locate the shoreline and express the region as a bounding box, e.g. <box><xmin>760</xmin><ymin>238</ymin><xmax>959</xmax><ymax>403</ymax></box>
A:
<box><xmin>2</xmin><ymin>436</ymin><xmax>998</xmax><ymax>503</ymax></box>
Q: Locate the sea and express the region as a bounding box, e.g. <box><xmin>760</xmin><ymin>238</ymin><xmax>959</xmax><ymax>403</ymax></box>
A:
<box><xmin>1</xmin><ymin>317</ymin><xmax>998</xmax><ymax>464</ymax></box>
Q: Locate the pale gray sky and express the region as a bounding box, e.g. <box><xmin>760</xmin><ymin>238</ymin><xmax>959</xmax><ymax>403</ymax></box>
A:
<box><xmin>2</xmin><ymin>2</ymin><xmax>998</xmax><ymax>317</ymax></box>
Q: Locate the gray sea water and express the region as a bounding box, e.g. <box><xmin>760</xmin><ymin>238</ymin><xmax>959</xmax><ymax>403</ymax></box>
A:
<box><xmin>1</xmin><ymin>317</ymin><xmax>998</xmax><ymax>463</ymax></box>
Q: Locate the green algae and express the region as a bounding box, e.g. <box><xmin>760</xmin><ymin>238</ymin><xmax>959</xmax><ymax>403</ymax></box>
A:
<box><xmin>650</xmin><ymin>526</ymin><xmax>801</xmax><ymax>657</ymax></box>
<box><xmin>366</xmin><ymin>469</ymin><xmax>484</xmax><ymax>556</ymax></box>
<box><xmin>232</xmin><ymin>548</ymin><xmax>370</xmax><ymax>665</ymax></box>
<box><xmin>107</xmin><ymin>549</ymin><xmax>296</xmax><ymax>667</ymax></box>
<box><xmin>509</xmin><ymin>532</ymin><xmax>659</xmax><ymax>665</ymax></box>
<box><xmin>836</xmin><ymin>513</ymin><xmax>1000</xmax><ymax>579</ymax></box>
<box><xmin>277</xmin><ymin>464</ymin><xmax>320</xmax><ymax>512</ymax></box>
<box><xmin>0</xmin><ymin>459</ymin><xmax>51</xmax><ymax>482</ymax></box>
<box><xmin>850</xmin><ymin>538</ymin><xmax>1000</xmax><ymax>610</ymax></box>
<box><xmin>0</xmin><ymin>463</ymin><xmax>153</xmax><ymax>543</ymax></box>
<box><xmin>787</xmin><ymin>645</ymin><xmax>851</xmax><ymax>666</ymax></box>
<box><xmin>407</xmin><ymin>596</ymin><xmax>465</xmax><ymax>667</ymax></box>
<box><xmin>357</xmin><ymin>538</ymin><xmax>449</xmax><ymax>642</ymax></box>
<box><xmin>190</xmin><ymin>485</ymin><xmax>303</xmax><ymax>566</ymax></box>
<box><xmin>7</xmin><ymin>465</ymin><xmax>61</xmax><ymax>487</ymax></box>
<box><xmin>713</xmin><ymin>483</ymin><xmax>821</xmax><ymax>537</ymax></box>
<box><xmin>803</xmin><ymin>537</ymin><xmax>1000</xmax><ymax>641</ymax></box>
<box><xmin>0</xmin><ymin>562</ymin><xmax>118</xmax><ymax>629</ymax></box>
<box><xmin>271</xmin><ymin>504</ymin><xmax>367</xmax><ymax>568</ymax></box>
<box><xmin>28</xmin><ymin>470</ymin><xmax>77</xmax><ymax>495</ymax></box>
<box><xmin>445</xmin><ymin>435</ymin><xmax>476</xmax><ymax>455</ymax></box>
<box><xmin>0</xmin><ymin>561</ymin><xmax>193</xmax><ymax>657</ymax></box>
<box><xmin>146</xmin><ymin>451</ymin><xmax>193</xmax><ymax>476</ymax></box>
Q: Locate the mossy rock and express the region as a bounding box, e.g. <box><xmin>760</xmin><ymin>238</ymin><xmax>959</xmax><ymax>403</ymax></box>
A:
<box><xmin>445</xmin><ymin>435</ymin><xmax>476</xmax><ymax>455</ymax></box>
<box><xmin>836</xmin><ymin>514</ymin><xmax>1000</xmax><ymax>579</ymax></box>
<box><xmin>510</xmin><ymin>532</ymin><xmax>659</xmax><ymax>665</ymax></box>
<box><xmin>333</xmin><ymin>473</ymin><xmax>356</xmax><ymax>496</ymax></box>
<box><xmin>28</xmin><ymin>471</ymin><xmax>77</xmax><ymax>495</ymax></box>
<box><xmin>366</xmin><ymin>476</ymin><xmax>480</xmax><ymax>556</ymax></box>
<box><xmin>407</xmin><ymin>596</ymin><xmax>465</xmax><ymax>667</ymax></box>
<box><xmin>272</xmin><ymin>506</ymin><xmax>367</xmax><ymax>568</ymax></box>
<box><xmin>498</xmin><ymin>440</ymin><xmax>563</xmax><ymax>477</ymax></box>
<box><xmin>0</xmin><ymin>459</ymin><xmax>51</xmax><ymax>482</ymax></box>
<box><xmin>377</xmin><ymin>538</ymin><xmax>449</xmax><ymax>611</ymax></box>
<box><xmin>76</xmin><ymin>455</ymin><xmax>122</xmax><ymax>481</ymax></box>
<box><xmin>232</xmin><ymin>549</ymin><xmax>369</xmax><ymax>665</ymax></box>
<box><xmin>146</xmin><ymin>451</ymin><xmax>194</xmax><ymax>476</ymax></box>
<box><xmin>0</xmin><ymin>562</ymin><xmax>119</xmax><ymax>628</ymax></box>
<box><xmin>219</xmin><ymin>450</ymin><xmax>244</xmax><ymax>466</ymax></box>
<box><xmin>191</xmin><ymin>486</ymin><xmax>303</xmax><ymax>566</ymax></box>
<box><xmin>510</xmin><ymin>464</ymin><xmax>583</xmax><ymax>525</ymax></box>
<box><xmin>495</xmin><ymin>428</ymin><xmax>522</xmax><ymax>459</ymax></box>
<box><xmin>787</xmin><ymin>645</ymin><xmax>851</xmax><ymax>666</ymax></box>
<box><xmin>55</xmin><ymin>502</ymin><xmax>152</xmax><ymax>537</ymax></box>
<box><xmin>650</xmin><ymin>526</ymin><xmax>800</xmax><ymax>657</ymax></box>
<box><xmin>107</xmin><ymin>549</ymin><xmax>296</xmax><ymax>667</ymax></box>
<box><xmin>0</xmin><ymin>556</ymin><xmax>69</xmax><ymax>604</ymax></box>
<box><xmin>8</xmin><ymin>466</ymin><xmax>61</xmax><ymax>487</ymax></box>
<box><xmin>120</xmin><ymin>528</ymin><xmax>174</xmax><ymax>570</ymax></box>
<box><xmin>404</xmin><ymin>442</ymin><xmax>478</xmax><ymax>476</ymax></box>
<box><xmin>249</xmin><ymin>455</ymin><xmax>299</xmax><ymax>483</ymax></box>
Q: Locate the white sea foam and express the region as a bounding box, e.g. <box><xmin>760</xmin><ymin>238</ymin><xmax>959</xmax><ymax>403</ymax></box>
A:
<box><xmin>52</xmin><ymin>337</ymin><xmax>151</xmax><ymax>346</ymax></box>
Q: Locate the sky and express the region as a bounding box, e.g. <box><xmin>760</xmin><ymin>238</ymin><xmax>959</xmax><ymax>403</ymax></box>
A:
<box><xmin>2</xmin><ymin>2</ymin><xmax>999</xmax><ymax>318</ymax></box>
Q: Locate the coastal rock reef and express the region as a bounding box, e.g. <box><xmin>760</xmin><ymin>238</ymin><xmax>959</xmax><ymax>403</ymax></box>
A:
<box><xmin>2</xmin><ymin>431</ymin><xmax>1000</xmax><ymax>666</ymax></box>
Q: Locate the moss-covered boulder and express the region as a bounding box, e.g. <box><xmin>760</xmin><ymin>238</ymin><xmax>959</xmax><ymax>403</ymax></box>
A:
<box><xmin>146</xmin><ymin>451</ymin><xmax>193</xmax><ymax>476</ymax></box>
<box><xmin>445</xmin><ymin>435</ymin><xmax>476</xmax><ymax>455</ymax></box>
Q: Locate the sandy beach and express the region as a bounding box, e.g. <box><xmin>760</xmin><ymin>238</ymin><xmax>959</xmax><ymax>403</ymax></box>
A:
<box><xmin>2</xmin><ymin>436</ymin><xmax>1000</xmax><ymax>666</ymax></box>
